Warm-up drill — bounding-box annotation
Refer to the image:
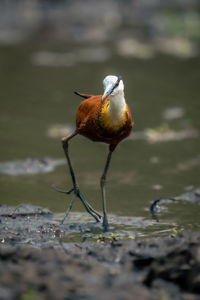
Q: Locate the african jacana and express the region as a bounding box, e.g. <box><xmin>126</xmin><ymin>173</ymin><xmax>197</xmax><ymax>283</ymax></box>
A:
<box><xmin>57</xmin><ymin>75</ymin><xmax>133</xmax><ymax>231</ymax></box>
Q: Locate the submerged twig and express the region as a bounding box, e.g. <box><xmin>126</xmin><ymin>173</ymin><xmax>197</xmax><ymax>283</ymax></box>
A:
<box><xmin>150</xmin><ymin>197</ymin><xmax>178</xmax><ymax>222</ymax></box>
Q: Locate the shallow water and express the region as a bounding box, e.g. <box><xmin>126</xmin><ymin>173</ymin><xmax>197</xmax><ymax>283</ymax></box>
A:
<box><xmin>0</xmin><ymin>41</ymin><xmax>200</xmax><ymax>237</ymax></box>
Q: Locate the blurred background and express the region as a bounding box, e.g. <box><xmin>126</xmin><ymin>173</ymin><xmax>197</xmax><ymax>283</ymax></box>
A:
<box><xmin>0</xmin><ymin>0</ymin><xmax>200</xmax><ymax>235</ymax></box>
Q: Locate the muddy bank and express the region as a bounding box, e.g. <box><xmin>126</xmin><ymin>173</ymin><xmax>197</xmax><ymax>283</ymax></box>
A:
<box><xmin>0</xmin><ymin>230</ymin><xmax>200</xmax><ymax>300</ymax></box>
<box><xmin>0</xmin><ymin>189</ymin><xmax>200</xmax><ymax>300</ymax></box>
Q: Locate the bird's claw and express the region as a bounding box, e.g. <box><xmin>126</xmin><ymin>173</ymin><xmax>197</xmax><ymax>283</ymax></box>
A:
<box><xmin>103</xmin><ymin>215</ymin><xmax>109</xmax><ymax>232</ymax></box>
<box><xmin>52</xmin><ymin>185</ymin><xmax>74</xmax><ymax>195</ymax></box>
<box><xmin>53</xmin><ymin>184</ymin><xmax>102</xmax><ymax>223</ymax></box>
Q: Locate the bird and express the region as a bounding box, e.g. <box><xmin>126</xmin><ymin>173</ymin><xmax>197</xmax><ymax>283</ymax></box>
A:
<box><xmin>57</xmin><ymin>75</ymin><xmax>134</xmax><ymax>231</ymax></box>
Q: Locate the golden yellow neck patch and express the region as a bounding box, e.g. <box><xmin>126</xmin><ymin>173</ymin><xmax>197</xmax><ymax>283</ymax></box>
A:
<box><xmin>98</xmin><ymin>100</ymin><xmax>127</xmax><ymax>131</ymax></box>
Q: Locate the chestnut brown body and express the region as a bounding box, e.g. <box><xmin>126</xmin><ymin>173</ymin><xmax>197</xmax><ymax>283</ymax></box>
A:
<box><xmin>75</xmin><ymin>93</ymin><xmax>133</xmax><ymax>152</ymax></box>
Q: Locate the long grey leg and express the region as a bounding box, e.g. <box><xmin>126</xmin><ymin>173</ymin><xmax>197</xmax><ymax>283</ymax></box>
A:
<box><xmin>60</xmin><ymin>193</ymin><xmax>76</xmax><ymax>225</ymax></box>
<box><xmin>100</xmin><ymin>151</ymin><xmax>113</xmax><ymax>231</ymax></box>
<box><xmin>61</xmin><ymin>132</ymin><xmax>78</xmax><ymax>188</ymax></box>
<box><xmin>60</xmin><ymin>132</ymin><xmax>101</xmax><ymax>224</ymax></box>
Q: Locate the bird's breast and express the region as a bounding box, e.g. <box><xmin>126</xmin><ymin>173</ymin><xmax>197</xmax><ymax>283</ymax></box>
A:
<box><xmin>98</xmin><ymin>100</ymin><xmax>128</xmax><ymax>132</ymax></box>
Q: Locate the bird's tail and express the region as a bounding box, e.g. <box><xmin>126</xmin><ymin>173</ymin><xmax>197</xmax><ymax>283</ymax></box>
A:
<box><xmin>74</xmin><ymin>91</ymin><xmax>91</xmax><ymax>99</ymax></box>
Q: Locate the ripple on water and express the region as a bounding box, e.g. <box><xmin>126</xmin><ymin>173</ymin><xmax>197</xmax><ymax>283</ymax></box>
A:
<box><xmin>0</xmin><ymin>157</ymin><xmax>66</xmax><ymax>175</ymax></box>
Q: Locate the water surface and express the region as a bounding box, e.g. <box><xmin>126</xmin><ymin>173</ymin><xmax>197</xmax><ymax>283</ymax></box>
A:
<box><xmin>0</xmin><ymin>41</ymin><xmax>199</xmax><ymax>236</ymax></box>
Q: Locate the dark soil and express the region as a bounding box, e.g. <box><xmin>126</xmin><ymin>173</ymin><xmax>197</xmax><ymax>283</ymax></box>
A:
<box><xmin>0</xmin><ymin>188</ymin><xmax>200</xmax><ymax>300</ymax></box>
<box><xmin>0</xmin><ymin>230</ymin><xmax>200</xmax><ymax>300</ymax></box>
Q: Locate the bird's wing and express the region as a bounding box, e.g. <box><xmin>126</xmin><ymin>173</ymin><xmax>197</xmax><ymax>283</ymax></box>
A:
<box><xmin>126</xmin><ymin>104</ymin><xmax>134</xmax><ymax>128</ymax></box>
<box><xmin>76</xmin><ymin>95</ymin><xmax>102</xmax><ymax>130</ymax></box>
<box><xmin>74</xmin><ymin>91</ymin><xmax>92</xmax><ymax>99</ymax></box>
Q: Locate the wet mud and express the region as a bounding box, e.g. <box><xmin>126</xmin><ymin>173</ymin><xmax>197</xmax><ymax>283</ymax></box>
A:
<box><xmin>0</xmin><ymin>230</ymin><xmax>200</xmax><ymax>300</ymax></box>
<box><xmin>0</xmin><ymin>188</ymin><xmax>200</xmax><ymax>300</ymax></box>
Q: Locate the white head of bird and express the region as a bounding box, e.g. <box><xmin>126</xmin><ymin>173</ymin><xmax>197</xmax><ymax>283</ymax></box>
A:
<box><xmin>102</xmin><ymin>75</ymin><xmax>126</xmax><ymax>123</ymax></box>
<box><xmin>102</xmin><ymin>75</ymin><xmax>124</xmax><ymax>100</ymax></box>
